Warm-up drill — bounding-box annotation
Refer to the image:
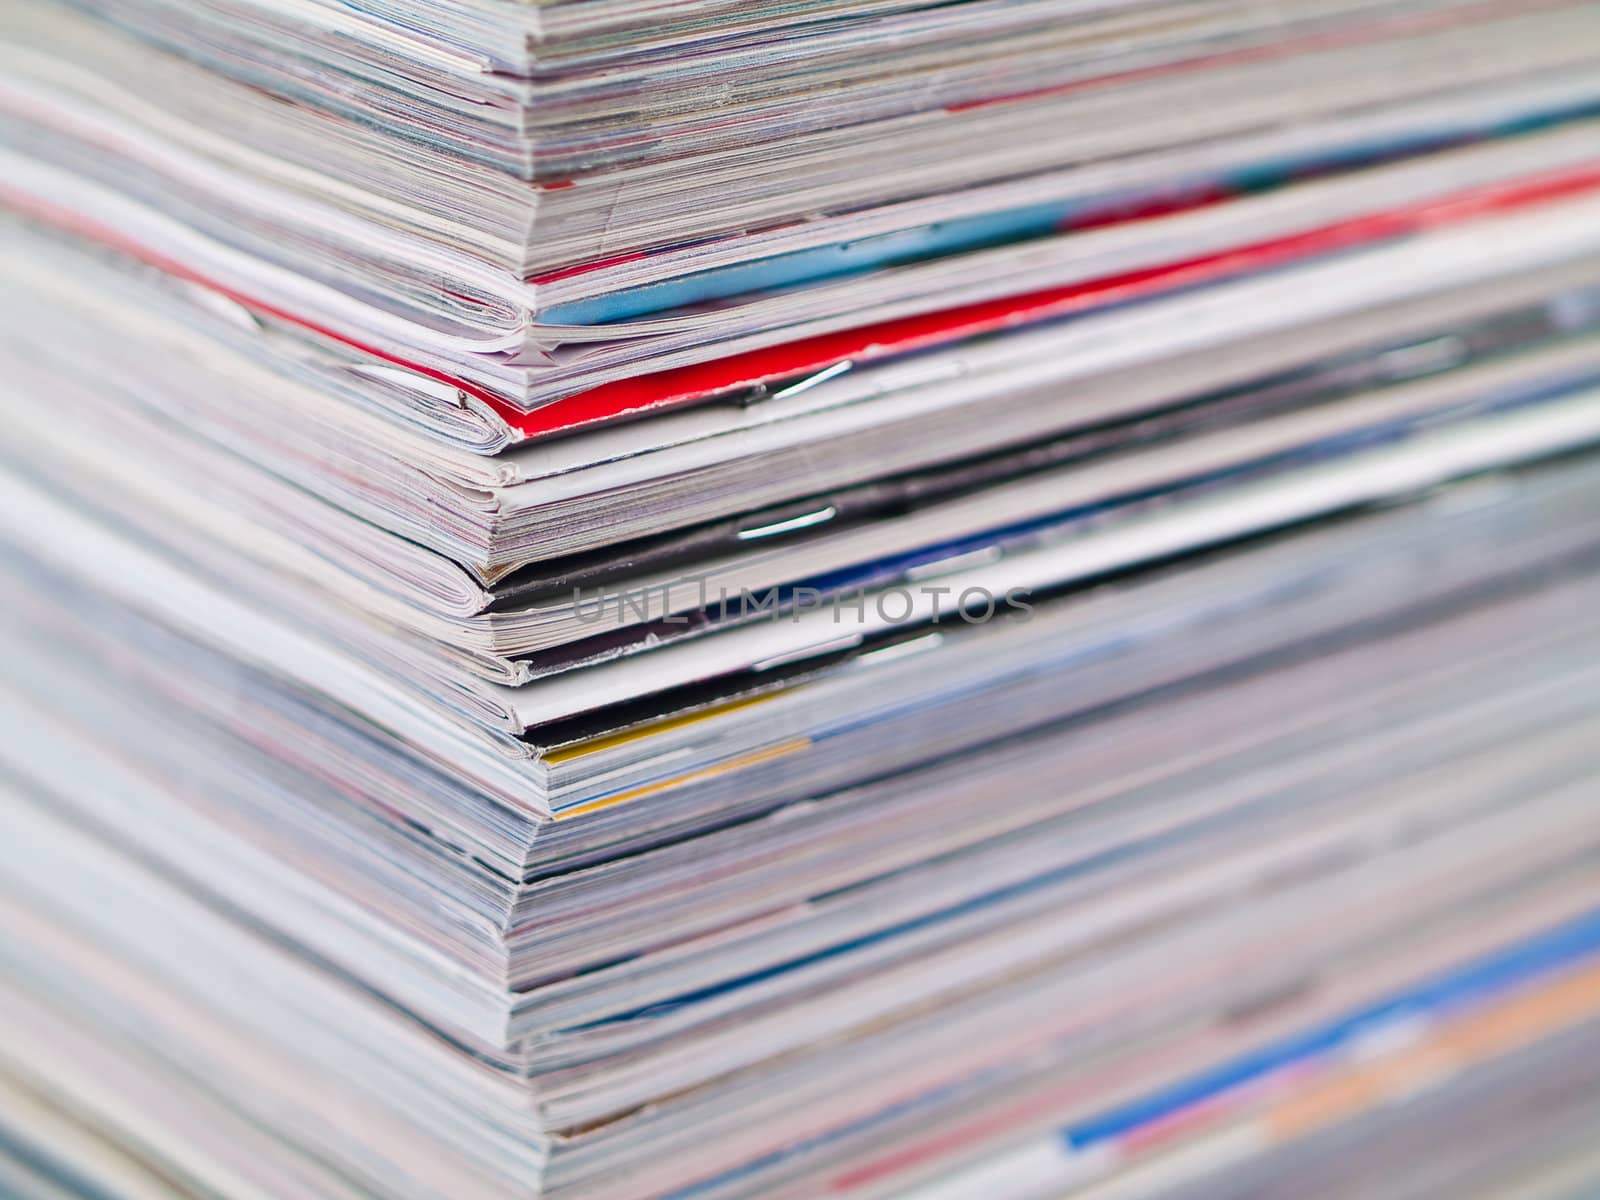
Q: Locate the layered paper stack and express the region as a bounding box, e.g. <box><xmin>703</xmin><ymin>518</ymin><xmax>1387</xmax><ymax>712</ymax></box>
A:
<box><xmin>3</xmin><ymin>2</ymin><xmax>1600</xmax><ymax>1197</ymax></box>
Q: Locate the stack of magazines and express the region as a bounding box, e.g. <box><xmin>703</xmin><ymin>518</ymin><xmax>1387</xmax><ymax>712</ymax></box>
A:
<box><xmin>3</xmin><ymin>1</ymin><xmax>1600</xmax><ymax>1197</ymax></box>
